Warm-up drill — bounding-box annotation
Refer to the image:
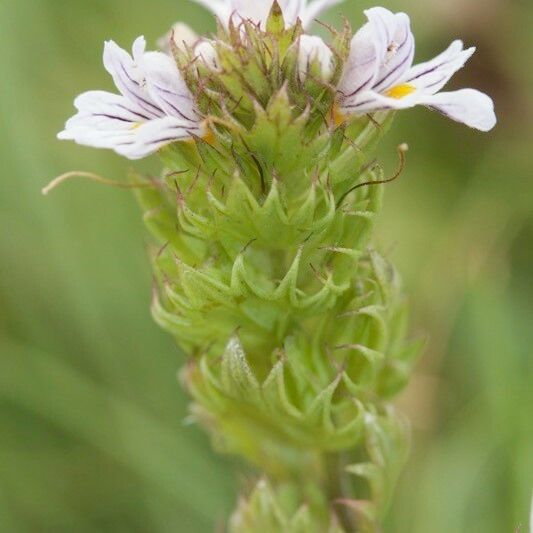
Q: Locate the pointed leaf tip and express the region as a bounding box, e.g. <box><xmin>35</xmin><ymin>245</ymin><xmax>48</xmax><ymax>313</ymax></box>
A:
<box><xmin>267</xmin><ymin>0</ymin><xmax>286</xmax><ymax>35</ymax></box>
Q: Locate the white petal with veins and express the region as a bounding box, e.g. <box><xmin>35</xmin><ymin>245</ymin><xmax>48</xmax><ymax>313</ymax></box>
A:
<box><xmin>337</xmin><ymin>6</ymin><xmax>496</xmax><ymax>131</ymax></box>
<box><xmin>58</xmin><ymin>36</ymin><xmax>204</xmax><ymax>159</ymax></box>
<box><xmin>420</xmin><ymin>89</ymin><xmax>497</xmax><ymax>132</ymax></box>
<box><xmin>404</xmin><ymin>40</ymin><xmax>475</xmax><ymax>95</ymax></box>
<box><xmin>136</xmin><ymin>51</ymin><xmax>199</xmax><ymax>122</ymax></box>
<box><xmin>368</xmin><ymin>10</ymin><xmax>414</xmax><ymax>93</ymax></box>
<box><xmin>103</xmin><ymin>37</ymin><xmax>161</xmax><ymax>118</ymax></box>
<box><xmin>337</xmin><ymin>23</ymin><xmax>380</xmax><ymax>100</ymax></box>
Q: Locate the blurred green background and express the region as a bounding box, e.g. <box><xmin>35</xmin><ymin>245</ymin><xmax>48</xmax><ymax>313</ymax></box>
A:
<box><xmin>1</xmin><ymin>1</ymin><xmax>531</xmax><ymax>531</ymax></box>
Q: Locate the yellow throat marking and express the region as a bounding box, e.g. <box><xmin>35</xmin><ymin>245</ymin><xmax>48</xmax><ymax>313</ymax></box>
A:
<box><xmin>332</xmin><ymin>83</ymin><xmax>416</xmax><ymax>125</ymax></box>
<box><xmin>332</xmin><ymin>105</ymin><xmax>346</xmax><ymax>127</ymax></box>
<box><xmin>203</xmin><ymin>127</ymin><xmax>215</xmax><ymax>146</ymax></box>
<box><xmin>385</xmin><ymin>83</ymin><xmax>416</xmax><ymax>99</ymax></box>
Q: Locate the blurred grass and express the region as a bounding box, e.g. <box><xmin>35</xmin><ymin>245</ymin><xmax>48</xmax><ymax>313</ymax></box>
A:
<box><xmin>0</xmin><ymin>1</ymin><xmax>531</xmax><ymax>531</ymax></box>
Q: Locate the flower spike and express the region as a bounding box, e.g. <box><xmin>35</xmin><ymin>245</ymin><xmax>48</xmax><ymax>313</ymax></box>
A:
<box><xmin>190</xmin><ymin>0</ymin><xmax>344</xmax><ymax>29</ymax></box>
<box><xmin>58</xmin><ymin>37</ymin><xmax>206</xmax><ymax>159</ymax></box>
<box><xmin>55</xmin><ymin>5</ymin><xmax>496</xmax><ymax>530</ymax></box>
<box><xmin>336</xmin><ymin>7</ymin><xmax>496</xmax><ymax>131</ymax></box>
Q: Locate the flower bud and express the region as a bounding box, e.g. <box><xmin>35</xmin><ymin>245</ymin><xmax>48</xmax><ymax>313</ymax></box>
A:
<box><xmin>195</xmin><ymin>40</ymin><xmax>219</xmax><ymax>70</ymax></box>
<box><xmin>158</xmin><ymin>22</ymin><xmax>199</xmax><ymax>53</ymax></box>
<box><xmin>296</xmin><ymin>35</ymin><xmax>335</xmax><ymax>82</ymax></box>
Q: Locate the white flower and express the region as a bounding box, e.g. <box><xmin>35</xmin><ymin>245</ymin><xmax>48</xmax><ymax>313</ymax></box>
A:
<box><xmin>337</xmin><ymin>7</ymin><xmax>496</xmax><ymax>131</ymax></box>
<box><xmin>191</xmin><ymin>0</ymin><xmax>344</xmax><ymax>29</ymax></box>
<box><xmin>58</xmin><ymin>36</ymin><xmax>205</xmax><ymax>160</ymax></box>
<box><xmin>296</xmin><ymin>35</ymin><xmax>334</xmax><ymax>82</ymax></box>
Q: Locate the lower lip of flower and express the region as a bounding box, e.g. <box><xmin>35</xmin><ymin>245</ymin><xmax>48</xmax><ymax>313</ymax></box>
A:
<box><xmin>385</xmin><ymin>83</ymin><xmax>416</xmax><ymax>99</ymax></box>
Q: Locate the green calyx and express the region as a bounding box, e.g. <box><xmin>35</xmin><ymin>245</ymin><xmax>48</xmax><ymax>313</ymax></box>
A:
<box><xmin>181</xmin><ymin>252</ymin><xmax>418</xmax><ymax>471</ymax></box>
<box><xmin>174</xmin><ymin>3</ymin><xmax>351</xmax><ymax>132</ymax></box>
<box><xmin>229</xmin><ymin>478</ymin><xmax>345</xmax><ymax>533</ymax></box>
<box><xmin>132</xmin><ymin>5</ymin><xmax>421</xmax><ymax>530</ymax></box>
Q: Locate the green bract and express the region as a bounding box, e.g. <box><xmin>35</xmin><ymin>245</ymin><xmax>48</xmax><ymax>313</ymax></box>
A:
<box><xmin>131</xmin><ymin>6</ymin><xmax>421</xmax><ymax>531</ymax></box>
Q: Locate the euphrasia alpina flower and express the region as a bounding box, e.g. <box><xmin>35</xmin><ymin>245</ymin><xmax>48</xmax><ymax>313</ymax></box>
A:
<box><xmin>191</xmin><ymin>0</ymin><xmax>343</xmax><ymax>29</ymax></box>
<box><xmin>58</xmin><ymin>36</ymin><xmax>206</xmax><ymax>159</ymax></box>
<box><xmin>335</xmin><ymin>7</ymin><xmax>496</xmax><ymax>131</ymax></box>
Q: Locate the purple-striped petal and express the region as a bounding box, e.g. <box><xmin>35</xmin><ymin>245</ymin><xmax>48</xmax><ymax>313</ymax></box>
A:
<box><xmin>367</xmin><ymin>8</ymin><xmax>415</xmax><ymax>93</ymax></box>
<box><xmin>58</xmin><ymin>91</ymin><xmax>146</xmax><ymax>153</ymax></box>
<box><xmin>338</xmin><ymin>89</ymin><xmax>418</xmax><ymax>115</ymax></box>
<box><xmin>136</xmin><ymin>51</ymin><xmax>200</xmax><ymax>124</ymax></box>
<box><xmin>59</xmin><ymin>109</ymin><xmax>203</xmax><ymax>159</ymax></box>
<box><xmin>404</xmin><ymin>40</ymin><xmax>475</xmax><ymax>95</ymax></box>
<box><xmin>336</xmin><ymin>7</ymin><xmax>496</xmax><ymax>133</ymax></box>
<box><xmin>72</xmin><ymin>91</ymin><xmax>152</xmax><ymax>123</ymax></box>
<box><xmin>131</xmin><ymin>116</ymin><xmax>205</xmax><ymax>158</ymax></box>
<box><xmin>337</xmin><ymin>22</ymin><xmax>381</xmax><ymax>104</ymax></box>
<box><xmin>338</xmin><ymin>7</ymin><xmax>415</xmax><ymax>109</ymax></box>
<box><xmin>59</xmin><ymin>37</ymin><xmax>205</xmax><ymax>159</ymax></box>
<box><xmin>103</xmin><ymin>37</ymin><xmax>162</xmax><ymax>118</ymax></box>
<box><xmin>419</xmin><ymin>89</ymin><xmax>496</xmax><ymax>131</ymax></box>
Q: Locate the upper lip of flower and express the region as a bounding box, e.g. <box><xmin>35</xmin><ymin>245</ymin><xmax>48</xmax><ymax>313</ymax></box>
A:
<box><xmin>58</xmin><ymin>36</ymin><xmax>205</xmax><ymax>159</ymax></box>
<box><xmin>190</xmin><ymin>0</ymin><xmax>344</xmax><ymax>29</ymax></box>
<box><xmin>336</xmin><ymin>6</ymin><xmax>496</xmax><ymax>131</ymax></box>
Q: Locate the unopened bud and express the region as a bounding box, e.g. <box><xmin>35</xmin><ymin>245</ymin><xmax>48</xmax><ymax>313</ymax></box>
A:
<box><xmin>195</xmin><ymin>40</ymin><xmax>219</xmax><ymax>70</ymax></box>
<box><xmin>296</xmin><ymin>35</ymin><xmax>334</xmax><ymax>83</ymax></box>
<box><xmin>158</xmin><ymin>22</ymin><xmax>199</xmax><ymax>53</ymax></box>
